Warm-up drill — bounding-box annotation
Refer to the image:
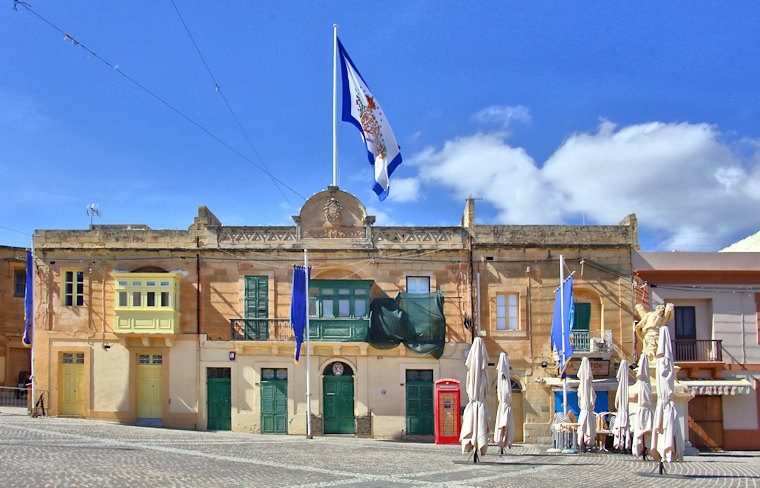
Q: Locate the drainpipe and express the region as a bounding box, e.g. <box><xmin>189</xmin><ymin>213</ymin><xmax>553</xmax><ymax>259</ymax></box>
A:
<box><xmin>468</xmin><ymin>232</ymin><xmax>475</xmax><ymax>343</ymax></box>
<box><xmin>196</xmin><ymin>251</ymin><xmax>201</xmax><ymax>335</ymax></box>
<box><xmin>196</xmin><ymin>251</ymin><xmax>201</xmax><ymax>430</ymax></box>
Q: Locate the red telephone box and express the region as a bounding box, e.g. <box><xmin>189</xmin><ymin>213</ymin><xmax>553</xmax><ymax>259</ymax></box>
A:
<box><xmin>434</xmin><ymin>378</ymin><xmax>461</xmax><ymax>444</ymax></box>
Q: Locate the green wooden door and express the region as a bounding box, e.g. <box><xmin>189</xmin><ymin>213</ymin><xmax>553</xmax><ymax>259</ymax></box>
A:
<box><xmin>245</xmin><ymin>276</ymin><xmax>269</xmax><ymax>340</ymax></box>
<box><xmin>323</xmin><ymin>375</ymin><xmax>354</xmax><ymax>434</ymax></box>
<box><xmin>574</xmin><ymin>302</ymin><xmax>591</xmax><ymax>332</ymax></box>
<box><xmin>406</xmin><ymin>370</ymin><xmax>434</xmax><ymax>435</ymax></box>
<box><xmin>260</xmin><ymin>368</ymin><xmax>288</xmax><ymax>434</ymax></box>
<box><xmin>207</xmin><ymin>368</ymin><xmax>231</xmax><ymax>431</ymax></box>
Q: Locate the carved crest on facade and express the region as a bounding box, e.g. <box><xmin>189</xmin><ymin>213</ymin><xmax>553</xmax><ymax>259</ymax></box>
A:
<box><xmin>323</xmin><ymin>198</ymin><xmax>343</xmax><ymax>224</ymax></box>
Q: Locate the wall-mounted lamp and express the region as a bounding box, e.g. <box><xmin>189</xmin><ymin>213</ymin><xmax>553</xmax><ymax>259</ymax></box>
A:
<box><xmin>541</xmin><ymin>361</ymin><xmax>548</xmax><ymax>368</ymax></box>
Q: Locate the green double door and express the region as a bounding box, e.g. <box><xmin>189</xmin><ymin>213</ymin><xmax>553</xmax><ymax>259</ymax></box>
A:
<box><xmin>323</xmin><ymin>375</ymin><xmax>355</xmax><ymax>434</ymax></box>
<box><xmin>406</xmin><ymin>370</ymin><xmax>434</xmax><ymax>436</ymax></box>
<box><xmin>261</xmin><ymin>368</ymin><xmax>288</xmax><ymax>434</ymax></box>
<box><xmin>207</xmin><ymin>368</ymin><xmax>231</xmax><ymax>431</ymax></box>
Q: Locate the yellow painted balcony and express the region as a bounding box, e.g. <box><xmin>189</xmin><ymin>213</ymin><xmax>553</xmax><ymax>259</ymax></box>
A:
<box><xmin>114</xmin><ymin>309</ymin><xmax>179</xmax><ymax>335</ymax></box>
<box><xmin>112</xmin><ymin>272</ymin><xmax>181</xmax><ymax>336</ymax></box>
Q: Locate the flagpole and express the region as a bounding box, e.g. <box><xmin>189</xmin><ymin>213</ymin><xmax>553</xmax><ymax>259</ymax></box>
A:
<box><xmin>30</xmin><ymin>238</ymin><xmax>36</xmax><ymax>415</ymax></box>
<box><xmin>332</xmin><ymin>24</ymin><xmax>339</xmax><ymax>188</ymax></box>
<box><xmin>305</xmin><ymin>249</ymin><xmax>312</xmax><ymax>438</ymax></box>
<box><xmin>560</xmin><ymin>255</ymin><xmax>567</xmax><ymax>418</ymax></box>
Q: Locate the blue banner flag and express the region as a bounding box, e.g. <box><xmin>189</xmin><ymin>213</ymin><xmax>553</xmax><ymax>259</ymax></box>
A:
<box><xmin>291</xmin><ymin>265</ymin><xmax>311</xmax><ymax>363</ymax></box>
<box><xmin>550</xmin><ymin>275</ymin><xmax>574</xmax><ymax>376</ymax></box>
<box><xmin>22</xmin><ymin>250</ymin><xmax>33</xmax><ymax>347</ymax></box>
<box><xmin>338</xmin><ymin>38</ymin><xmax>402</xmax><ymax>201</ymax></box>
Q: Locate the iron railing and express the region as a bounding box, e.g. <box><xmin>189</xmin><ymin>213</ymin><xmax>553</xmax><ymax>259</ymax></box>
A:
<box><xmin>230</xmin><ymin>318</ymin><xmax>292</xmax><ymax>341</ymax></box>
<box><xmin>571</xmin><ymin>330</ymin><xmax>613</xmax><ymax>352</ymax></box>
<box><xmin>0</xmin><ymin>387</ymin><xmax>48</xmax><ymax>416</ymax></box>
<box><xmin>229</xmin><ymin>317</ymin><xmax>370</xmax><ymax>342</ymax></box>
<box><xmin>672</xmin><ymin>339</ymin><xmax>723</xmax><ymax>362</ymax></box>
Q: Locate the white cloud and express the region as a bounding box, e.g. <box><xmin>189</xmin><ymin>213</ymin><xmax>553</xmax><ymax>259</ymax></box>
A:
<box><xmin>472</xmin><ymin>105</ymin><xmax>531</xmax><ymax>129</ymax></box>
<box><xmin>407</xmin><ymin>117</ymin><xmax>760</xmax><ymax>251</ymax></box>
<box><xmin>386</xmin><ymin>177</ymin><xmax>421</xmax><ymax>203</ymax></box>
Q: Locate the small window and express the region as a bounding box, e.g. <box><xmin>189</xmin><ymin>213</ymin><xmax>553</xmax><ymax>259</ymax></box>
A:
<box><xmin>208</xmin><ymin>367</ymin><xmax>231</xmax><ymax>379</ymax></box>
<box><xmin>63</xmin><ymin>270</ymin><xmax>85</xmax><ymax>307</ymax></box>
<box><xmin>406</xmin><ymin>276</ymin><xmax>430</xmax><ymax>294</ymax></box>
<box><xmin>406</xmin><ymin>369</ymin><xmax>433</xmax><ymax>382</ymax></box>
<box><xmin>14</xmin><ymin>269</ymin><xmax>25</xmax><ymax>297</ymax></box>
<box><xmin>262</xmin><ymin>368</ymin><xmax>287</xmax><ymax>380</ymax></box>
<box><xmin>496</xmin><ymin>293</ymin><xmax>519</xmax><ymax>330</ymax></box>
<box><xmin>147</xmin><ymin>291</ymin><xmax>156</xmax><ymax>307</ymax></box>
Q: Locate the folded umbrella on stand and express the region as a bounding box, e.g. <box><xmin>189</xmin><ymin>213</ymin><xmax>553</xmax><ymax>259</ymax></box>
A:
<box><xmin>577</xmin><ymin>357</ymin><xmax>597</xmax><ymax>451</ymax></box>
<box><xmin>612</xmin><ymin>359</ymin><xmax>631</xmax><ymax>453</ymax></box>
<box><xmin>652</xmin><ymin>326</ymin><xmax>683</xmax><ymax>467</ymax></box>
<box><xmin>460</xmin><ymin>337</ymin><xmax>490</xmax><ymax>462</ymax></box>
<box><xmin>493</xmin><ymin>352</ymin><xmax>514</xmax><ymax>454</ymax></box>
<box><xmin>633</xmin><ymin>354</ymin><xmax>654</xmax><ymax>459</ymax></box>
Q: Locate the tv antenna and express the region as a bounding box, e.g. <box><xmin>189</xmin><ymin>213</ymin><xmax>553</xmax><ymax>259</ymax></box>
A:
<box><xmin>87</xmin><ymin>203</ymin><xmax>101</xmax><ymax>227</ymax></box>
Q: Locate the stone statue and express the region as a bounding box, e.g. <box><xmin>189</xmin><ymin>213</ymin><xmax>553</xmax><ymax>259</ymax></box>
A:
<box><xmin>634</xmin><ymin>303</ymin><xmax>674</xmax><ymax>362</ymax></box>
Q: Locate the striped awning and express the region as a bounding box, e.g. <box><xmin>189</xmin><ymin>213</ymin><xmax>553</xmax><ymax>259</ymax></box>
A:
<box><xmin>680</xmin><ymin>379</ymin><xmax>753</xmax><ymax>396</ymax></box>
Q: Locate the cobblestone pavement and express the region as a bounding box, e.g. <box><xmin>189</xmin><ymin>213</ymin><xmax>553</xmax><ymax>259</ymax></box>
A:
<box><xmin>1</xmin><ymin>412</ymin><xmax>759</xmax><ymax>487</ymax></box>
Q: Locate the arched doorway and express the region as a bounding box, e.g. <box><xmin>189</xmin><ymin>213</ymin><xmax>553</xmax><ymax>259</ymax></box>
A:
<box><xmin>323</xmin><ymin>361</ymin><xmax>354</xmax><ymax>434</ymax></box>
<box><xmin>510</xmin><ymin>379</ymin><xmax>524</xmax><ymax>443</ymax></box>
<box><xmin>489</xmin><ymin>377</ymin><xmax>524</xmax><ymax>443</ymax></box>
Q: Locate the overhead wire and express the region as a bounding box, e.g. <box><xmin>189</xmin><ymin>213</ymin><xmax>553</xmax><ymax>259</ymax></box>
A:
<box><xmin>168</xmin><ymin>0</ymin><xmax>293</xmax><ymax>207</ymax></box>
<box><xmin>13</xmin><ymin>1</ymin><xmax>306</xmax><ymax>202</ymax></box>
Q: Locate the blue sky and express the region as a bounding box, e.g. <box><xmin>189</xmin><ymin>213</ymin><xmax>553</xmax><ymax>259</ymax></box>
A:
<box><xmin>2</xmin><ymin>1</ymin><xmax>759</xmax><ymax>251</ymax></box>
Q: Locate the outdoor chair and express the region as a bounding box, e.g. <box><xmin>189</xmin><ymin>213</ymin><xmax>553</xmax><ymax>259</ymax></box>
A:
<box><xmin>595</xmin><ymin>412</ymin><xmax>613</xmax><ymax>451</ymax></box>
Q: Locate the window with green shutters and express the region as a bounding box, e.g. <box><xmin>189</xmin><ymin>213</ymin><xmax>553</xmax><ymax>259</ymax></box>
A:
<box><xmin>244</xmin><ymin>276</ymin><xmax>269</xmax><ymax>340</ymax></box>
<box><xmin>245</xmin><ymin>276</ymin><xmax>268</xmax><ymax>318</ymax></box>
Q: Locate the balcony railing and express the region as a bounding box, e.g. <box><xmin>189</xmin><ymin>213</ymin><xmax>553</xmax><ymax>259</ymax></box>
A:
<box><xmin>673</xmin><ymin>339</ymin><xmax>723</xmax><ymax>362</ymax></box>
<box><xmin>571</xmin><ymin>330</ymin><xmax>612</xmax><ymax>352</ymax></box>
<box><xmin>230</xmin><ymin>318</ymin><xmax>292</xmax><ymax>341</ymax></box>
<box><xmin>229</xmin><ymin>317</ymin><xmax>370</xmax><ymax>342</ymax></box>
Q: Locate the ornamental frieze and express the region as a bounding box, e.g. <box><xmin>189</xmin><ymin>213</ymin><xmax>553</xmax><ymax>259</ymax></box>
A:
<box><xmin>301</xmin><ymin>227</ymin><xmax>366</xmax><ymax>239</ymax></box>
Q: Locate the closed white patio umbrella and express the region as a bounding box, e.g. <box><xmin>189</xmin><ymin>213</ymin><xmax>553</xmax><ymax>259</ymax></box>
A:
<box><xmin>493</xmin><ymin>352</ymin><xmax>514</xmax><ymax>454</ymax></box>
<box><xmin>576</xmin><ymin>357</ymin><xmax>596</xmax><ymax>450</ymax></box>
<box><xmin>633</xmin><ymin>354</ymin><xmax>654</xmax><ymax>458</ymax></box>
<box><xmin>612</xmin><ymin>359</ymin><xmax>631</xmax><ymax>452</ymax></box>
<box><xmin>460</xmin><ymin>337</ymin><xmax>489</xmax><ymax>462</ymax></box>
<box><xmin>652</xmin><ymin>326</ymin><xmax>683</xmax><ymax>463</ymax></box>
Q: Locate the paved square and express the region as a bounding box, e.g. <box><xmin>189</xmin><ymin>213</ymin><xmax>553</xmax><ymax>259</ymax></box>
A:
<box><xmin>1</xmin><ymin>413</ymin><xmax>758</xmax><ymax>487</ymax></box>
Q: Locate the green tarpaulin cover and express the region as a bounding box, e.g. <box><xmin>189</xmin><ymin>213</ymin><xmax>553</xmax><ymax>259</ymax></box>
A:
<box><xmin>369</xmin><ymin>291</ymin><xmax>446</xmax><ymax>359</ymax></box>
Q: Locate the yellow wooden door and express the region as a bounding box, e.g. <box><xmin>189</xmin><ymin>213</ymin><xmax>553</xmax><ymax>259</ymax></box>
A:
<box><xmin>490</xmin><ymin>377</ymin><xmax>524</xmax><ymax>443</ymax></box>
<box><xmin>137</xmin><ymin>355</ymin><xmax>162</xmax><ymax>419</ymax></box>
<box><xmin>512</xmin><ymin>389</ymin><xmax>524</xmax><ymax>443</ymax></box>
<box><xmin>60</xmin><ymin>353</ymin><xmax>85</xmax><ymax>416</ymax></box>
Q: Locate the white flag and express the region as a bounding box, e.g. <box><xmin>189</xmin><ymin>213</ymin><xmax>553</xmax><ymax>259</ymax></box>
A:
<box><xmin>338</xmin><ymin>38</ymin><xmax>402</xmax><ymax>201</ymax></box>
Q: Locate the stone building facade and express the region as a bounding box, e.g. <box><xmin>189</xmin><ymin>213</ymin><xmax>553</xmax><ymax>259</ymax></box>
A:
<box><xmin>634</xmin><ymin>251</ymin><xmax>760</xmax><ymax>450</ymax></box>
<box><xmin>29</xmin><ymin>188</ymin><xmax>638</xmax><ymax>442</ymax></box>
<box><xmin>0</xmin><ymin>246</ymin><xmax>31</xmax><ymax>389</ymax></box>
